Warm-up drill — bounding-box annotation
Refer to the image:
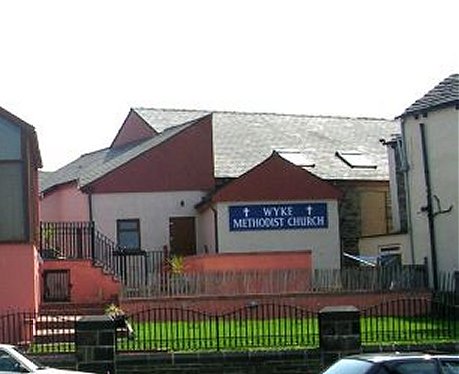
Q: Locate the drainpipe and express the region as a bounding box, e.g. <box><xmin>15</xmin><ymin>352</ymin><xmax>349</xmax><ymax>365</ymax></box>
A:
<box><xmin>87</xmin><ymin>190</ymin><xmax>95</xmax><ymax>259</ymax></box>
<box><xmin>87</xmin><ymin>191</ymin><xmax>93</xmax><ymax>223</ymax></box>
<box><xmin>400</xmin><ymin>119</ymin><xmax>416</xmax><ymax>265</ymax></box>
<box><xmin>211</xmin><ymin>206</ymin><xmax>219</xmax><ymax>254</ymax></box>
<box><xmin>419</xmin><ymin>122</ymin><xmax>439</xmax><ymax>290</ymax></box>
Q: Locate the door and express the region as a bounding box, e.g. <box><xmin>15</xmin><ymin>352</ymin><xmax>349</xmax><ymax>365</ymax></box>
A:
<box><xmin>169</xmin><ymin>217</ymin><xmax>196</xmax><ymax>256</ymax></box>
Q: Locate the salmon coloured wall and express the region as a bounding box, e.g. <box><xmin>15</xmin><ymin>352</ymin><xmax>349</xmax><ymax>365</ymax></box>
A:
<box><xmin>184</xmin><ymin>251</ymin><xmax>312</xmax><ymax>272</ymax></box>
<box><xmin>0</xmin><ymin>244</ymin><xmax>40</xmax><ymax>313</ymax></box>
<box><xmin>41</xmin><ymin>260</ymin><xmax>121</xmax><ymax>304</ymax></box>
<box><xmin>40</xmin><ymin>182</ymin><xmax>90</xmax><ymax>222</ymax></box>
<box><xmin>182</xmin><ymin>251</ymin><xmax>312</xmax><ymax>295</ymax></box>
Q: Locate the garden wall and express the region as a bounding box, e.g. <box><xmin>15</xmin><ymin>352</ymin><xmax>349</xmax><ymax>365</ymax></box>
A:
<box><xmin>121</xmin><ymin>290</ymin><xmax>432</xmax><ymax>315</ymax></box>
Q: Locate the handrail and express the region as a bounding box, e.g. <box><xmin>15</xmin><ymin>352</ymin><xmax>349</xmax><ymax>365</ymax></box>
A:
<box><xmin>39</xmin><ymin>221</ymin><xmax>155</xmax><ymax>285</ymax></box>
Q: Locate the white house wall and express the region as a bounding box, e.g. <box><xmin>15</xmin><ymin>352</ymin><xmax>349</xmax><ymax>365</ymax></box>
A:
<box><xmin>404</xmin><ymin>106</ymin><xmax>459</xmax><ymax>274</ymax></box>
<box><xmin>214</xmin><ymin>200</ymin><xmax>341</xmax><ymax>269</ymax></box>
<box><xmin>197</xmin><ymin>208</ymin><xmax>216</xmax><ymax>255</ymax></box>
<box><xmin>91</xmin><ymin>191</ymin><xmax>207</xmax><ymax>252</ymax></box>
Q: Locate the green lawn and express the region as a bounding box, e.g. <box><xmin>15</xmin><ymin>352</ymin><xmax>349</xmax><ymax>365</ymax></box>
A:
<box><xmin>25</xmin><ymin>314</ymin><xmax>458</xmax><ymax>354</ymax></box>
<box><xmin>116</xmin><ymin>315</ymin><xmax>458</xmax><ymax>352</ymax></box>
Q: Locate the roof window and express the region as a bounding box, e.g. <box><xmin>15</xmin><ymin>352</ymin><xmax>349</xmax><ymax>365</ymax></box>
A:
<box><xmin>335</xmin><ymin>151</ymin><xmax>377</xmax><ymax>169</ymax></box>
<box><xmin>277</xmin><ymin>150</ymin><xmax>315</xmax><ymax>168</ymax></box>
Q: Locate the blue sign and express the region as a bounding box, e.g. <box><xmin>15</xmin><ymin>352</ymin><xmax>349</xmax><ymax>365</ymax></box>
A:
<box><xmin>229</xmin><ymin>203</ymin><xmax>328</xmax><ymax>232</ymax></box>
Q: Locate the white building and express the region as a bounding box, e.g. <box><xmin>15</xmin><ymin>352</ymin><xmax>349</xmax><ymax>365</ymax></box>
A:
<box><xmin>389</xmin><ymin>74</ymin><xmax>458</xmax><ymax>288</ymax></box>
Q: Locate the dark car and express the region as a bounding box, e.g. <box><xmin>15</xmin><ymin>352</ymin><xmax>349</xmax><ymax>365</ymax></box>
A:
<box><xmin>321</xmin><ymin>352</ymin><xmax>459</xmax><ymax>374</ymax></box>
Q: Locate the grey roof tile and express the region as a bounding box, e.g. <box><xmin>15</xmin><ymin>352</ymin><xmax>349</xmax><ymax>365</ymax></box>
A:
<box><xmin>402</xmin><ymin>74</ymin><xmax>459</xmax><ymax>115</ymax></box>
<box><xmin>136</xmin><ymin>108</ymin><xmax>399</xmax><ymax>180</ymax></box>
<box><xmin>40</xmin><ymin>119</ymin><xmax>201</xmax><ymax>193</ymax></box>
<box><xmin>41</xmin><ymin>108</ymin><xmax>399</xmax><ymax>193</ymax></box>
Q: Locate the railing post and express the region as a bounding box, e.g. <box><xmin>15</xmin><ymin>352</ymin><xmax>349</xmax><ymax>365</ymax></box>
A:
<box><xmin>76</xmin><ymin>227</ymin><xmax>83</xmax><ymax>259</ymax></box>
<box><xmin>90</xmin><ymin>221</ymin><xmax>96</xmax><ymax>261</ymax></box>
<box><xmin>215</xmin><ymin>314</ymin><xmax>220</xmax><ymax>352</ymax></box>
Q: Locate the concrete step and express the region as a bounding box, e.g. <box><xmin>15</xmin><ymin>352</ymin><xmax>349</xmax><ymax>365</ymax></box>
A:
<box><xmin>40</xmin><ymin>302</ymin><xmax>109</xmax><ymax>316</ymax></box>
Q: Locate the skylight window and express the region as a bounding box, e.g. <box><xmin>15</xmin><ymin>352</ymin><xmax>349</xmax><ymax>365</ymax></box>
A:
<box><xmin>277</xmin><ymin>150</ymin><xmax>315</xmax><ymax>168</ymax></box>
<box><xmin>335</xmin><ymin>151</ymin><xmax>377</xmax><ymax>169</ymax></box>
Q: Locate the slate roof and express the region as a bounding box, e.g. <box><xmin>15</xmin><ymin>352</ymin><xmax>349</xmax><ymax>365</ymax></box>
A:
<box><xmin>40</xmin><ymin>118</ymin><xmax>201</xmax><ymax>192</ymax></box>
<box><xmin>402</xmin><ymin>73</ymin><xmax>459</xmax><ymax>116</ymax></box>
<box><xmin>40</xmin><ymin>108</ymin><xmax>399</xmax><ymax>193</ymax></box>
<box><xmin>135</xmin><ymin>108</ymin><xmax>398</xmax><ymax>181</ymax></box>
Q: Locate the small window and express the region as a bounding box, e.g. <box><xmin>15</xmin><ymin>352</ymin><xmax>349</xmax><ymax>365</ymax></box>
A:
<box><xmin>117</xmin><ymin>219</ymin><xmax>140</xmax><ymax>251</ymax></box>
<box><xmin>277</xmin><ymin>150</ymin><xmax>315</xmax><ymax>168</ymax></box>
<box><xmin>379</xmin><ymin>246</ymin><xmax>401</xmax><ymax>267</ymax></box>
<box><xmin>335</xmin><ymin>151</ymin><xmax>377</xmax><ymax>169</ymax></box>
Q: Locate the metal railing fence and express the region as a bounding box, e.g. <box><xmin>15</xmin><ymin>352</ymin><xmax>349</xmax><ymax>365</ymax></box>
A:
<box><xmin>0</xmin><ymin>297</ymin><xmax>456</xmax><ymax>354</ymax></box>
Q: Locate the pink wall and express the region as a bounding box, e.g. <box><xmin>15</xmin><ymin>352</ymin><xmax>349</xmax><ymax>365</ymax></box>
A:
<box><xmin>40</xmin><ymin>182</ymin><xmax>90</xmax><ymax>222</ymax></box>
<box><xmin>184</xmin><ymin>251</ymin><xmax>312</xmax><ymax>271</ymax></box>
<box><xmin>42</xmin><ymin>260</ymin><xmax>120</xmax><ymax>304</ymax></box>
<box><xmin>181</xmin><ymin>251</ymin><xmax>312</xmax><ymax>295</ymax></box>
<box><xmin>0</xmin><ymin>244</ymin><xmax>40</xmax><ymax>313</ymax></box>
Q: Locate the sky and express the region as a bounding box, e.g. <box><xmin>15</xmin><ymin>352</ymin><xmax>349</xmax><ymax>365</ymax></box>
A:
<box><xmin>0</xmin><ymin>0</ymin><xmax>458</xmax><ymax>171</ymax></box>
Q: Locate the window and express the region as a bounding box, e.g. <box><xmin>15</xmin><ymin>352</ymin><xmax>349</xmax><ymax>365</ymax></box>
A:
<box><xmin>277</xmin><ymin>149</ymin><xmax>315</xmax><ymax>168</ymax></box>
<box><xmin>379</xmin><ymin>246</ymin><xmax>402</xmax><ymax>267</ymax></box>
<box><xmin>0</xmin><ymin>117</ymin><xmax>27</xmax><ymax>242</ymax></box>
<box><xmin>0</xmin><ymin>350</ymin><xmax>21</xmax><ymax>372</ymax></box>
<box><xmin>440</xmin><ymin>360</ymin><xmax>459</xmax><ymax>373</ymax></box>
<box><xmin>393</xmin><ymin>360</ymin><xmax>437</xmax><ymax>373</ymax></box>
<box><xmin>335</xmin><ymin>150</ymin><xmax>377</xmax><ymax>169</ymax></box>
<box><xmin>360</xmin><ymin>191</ymin><xmax>389</xmax><ymax>236</ymax></box>
<box><xmin>117</xmin><ymin>219</ymin><xmax>141</xmax><ymax>251</ymax></box>
<box><xmin>322</xmin><ymin>358</ymin><xmax>373</xmax><ymax>374</ymax></box>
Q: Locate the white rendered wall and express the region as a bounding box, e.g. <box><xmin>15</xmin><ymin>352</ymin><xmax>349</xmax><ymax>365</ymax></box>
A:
<box><xmin>214</xmin><ymin>200</ymin><xmax>341</xmax><ymax>269</ymax></box>
<box><xmin>197</xmin><ymin>208</ymin><xmax>216</xmax><ymax>255</ymax></box>
<box><xmin>403</xmin><ymin>106</ymin><xmax>459</xmax><ymax>274</ymax></box>
<box><xmin>91</xmin><ymin>191</ymin><xmax>207</xmax><ymax>252</ymax></box>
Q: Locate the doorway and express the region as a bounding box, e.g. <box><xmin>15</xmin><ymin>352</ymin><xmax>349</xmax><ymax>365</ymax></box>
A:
<box><xmin>169</xmin><ymin>217</ymin><xmax>196</xmax><ymax>257</ymax></box>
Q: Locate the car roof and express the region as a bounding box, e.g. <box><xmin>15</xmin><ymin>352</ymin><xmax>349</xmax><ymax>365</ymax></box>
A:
<box><xmin>346</xmin><ymin>352</ymin><xmax>459</xmax><ymax>363</ymax></box>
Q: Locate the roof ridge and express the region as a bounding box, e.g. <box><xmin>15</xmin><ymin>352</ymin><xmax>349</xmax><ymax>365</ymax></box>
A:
<box><xmin>133</xmin><ymin>107</ymin><xmax>391</xmax><ymax>122</ymax></box>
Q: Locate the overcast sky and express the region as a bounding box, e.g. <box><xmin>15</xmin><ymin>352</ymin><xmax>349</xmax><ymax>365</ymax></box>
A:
<box><xmin>1</xmin><ymin>0</ymin><xmax>457</xmax><ymax>171</ymax></box>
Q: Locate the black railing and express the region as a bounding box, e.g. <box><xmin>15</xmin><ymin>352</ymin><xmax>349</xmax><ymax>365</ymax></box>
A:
<box><xmin>40</xmin><ymin>222</ymin><xmax>95</xmax><ymax>260</ymax></box>
<box><xmin>1</xmin><ymin>296</ymin><xmax>457</xmax><ymax>354</ymax></box>
<box><xmin>39</xmin><ymin>221</ymin><xmax>164</xmax><ymax>288</ymax></box>
<box><xmin>118</xmin><ymin>298</ymin><xmax>458</xmax><ymax>352</ymax></box>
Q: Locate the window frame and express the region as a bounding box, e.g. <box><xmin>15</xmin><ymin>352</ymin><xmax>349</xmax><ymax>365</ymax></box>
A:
<box><xmin>116</xmin><ymin>218</ymin><xmax>141</xmax><ymax>251</ymax></box>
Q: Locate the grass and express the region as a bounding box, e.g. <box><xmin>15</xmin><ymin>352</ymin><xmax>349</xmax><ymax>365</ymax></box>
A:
<box><xmin>115</xmin><ymin>315</ymin><xmax>458</xmax><ymax>352</ymax></box>
<box><xmin>25</xmin><ymin>311</ymin><xmax>458</xmax><ymax>354</ymax></box>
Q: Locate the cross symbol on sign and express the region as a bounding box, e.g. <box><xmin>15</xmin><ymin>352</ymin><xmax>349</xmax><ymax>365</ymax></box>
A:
<box><xmin>306</xmin><ymin>205</ymin><xmax>313</xmax><ymax>216</ymax></box>
<box><xmin>243</xmin><ymin>207</ymin><xmax>250</xmax><ymax>217</ymax></box>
